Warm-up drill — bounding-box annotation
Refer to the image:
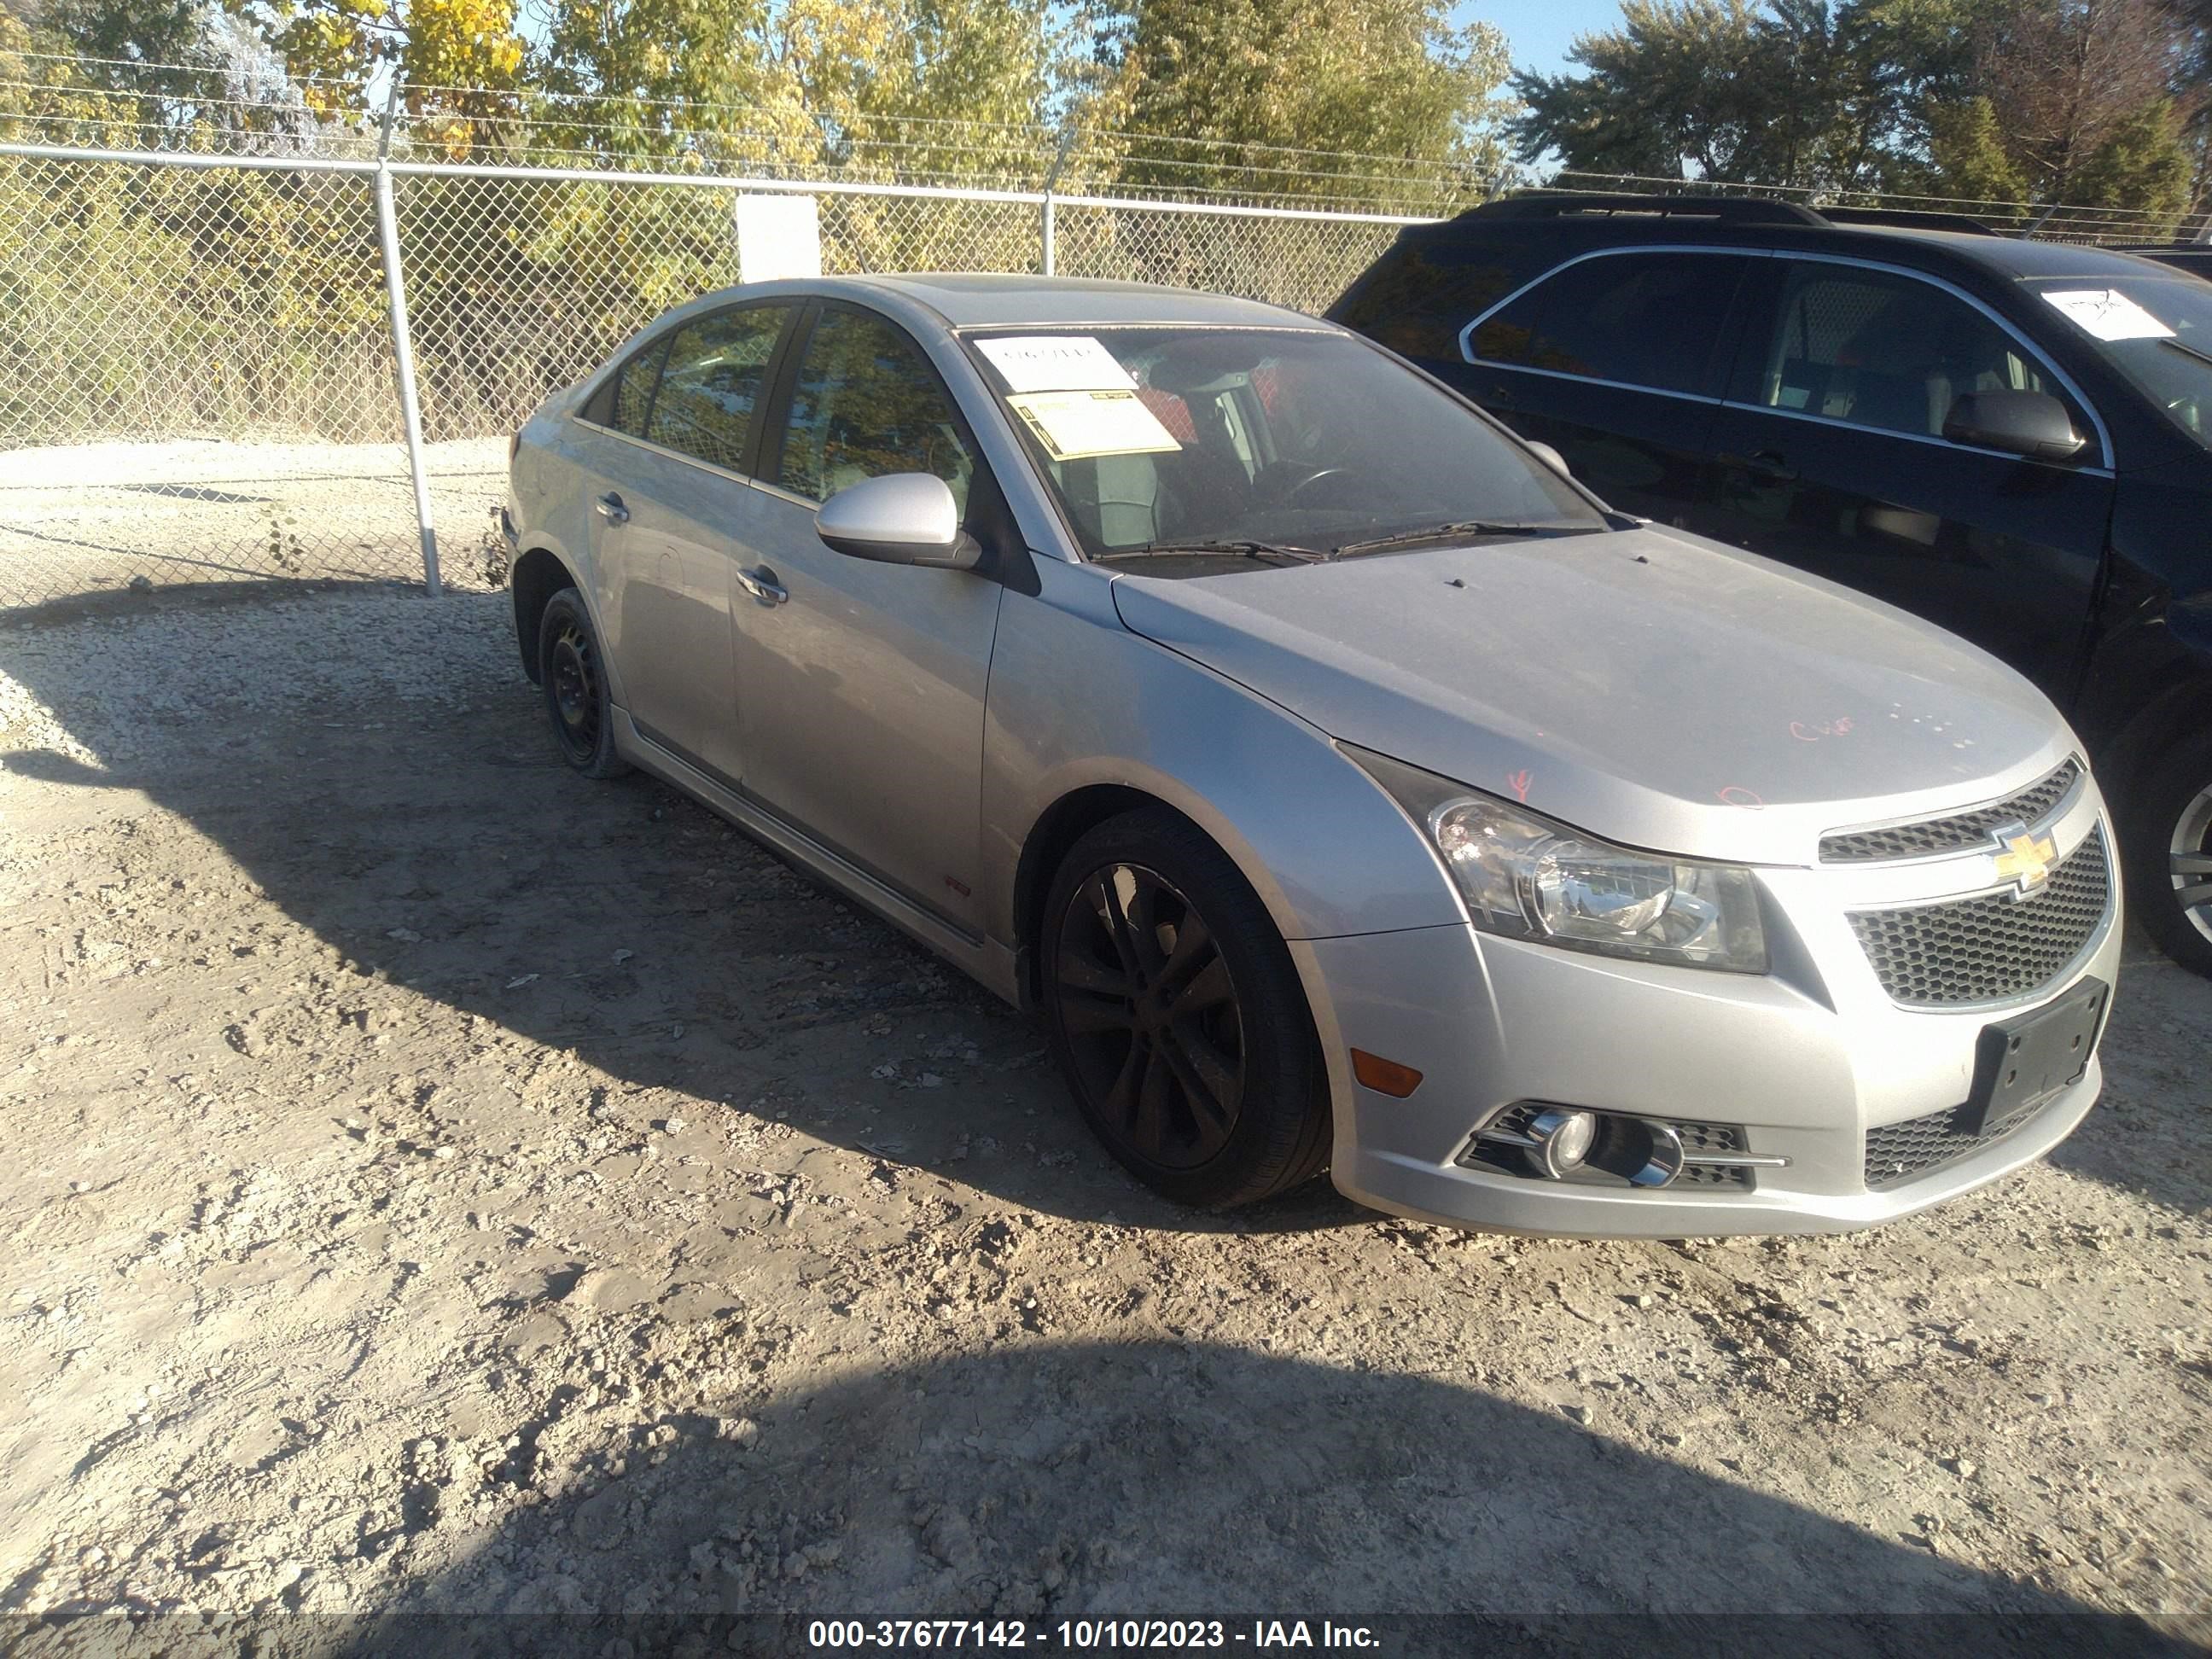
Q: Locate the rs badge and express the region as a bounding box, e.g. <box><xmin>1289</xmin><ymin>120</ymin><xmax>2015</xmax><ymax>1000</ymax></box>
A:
<box><xmin>1989</xmin><ymin>820</ymin><xmax>2058</xmax><ymax>897</ymax></box>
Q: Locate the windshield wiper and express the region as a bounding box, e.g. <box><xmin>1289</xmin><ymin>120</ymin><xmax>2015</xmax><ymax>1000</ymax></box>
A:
<box><xmin>2158</xmin><ymin>334</ymin><xmax>2212</xmax><ymax>371</ymax></box>
<box><xmin>1092</xmin><ymin>538</ymin><xmax>1327</xmax><ymax>565</ymax></box>
<box><xmin>1329</xmin><ymin>520</ymin><xmax>1586</xmax><ymax>558</ymax></box>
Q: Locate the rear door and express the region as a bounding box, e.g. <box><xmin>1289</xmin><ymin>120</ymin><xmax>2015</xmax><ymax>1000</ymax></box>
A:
<box><xmin>614</xmin><ymin>301</ymin><xmax>797</xmax><ymax>781</ymax></box>
<box><xmin>1452</xmin><ymin>248</ymin><xmax>1755</xmax><ymax>526</ymax></box>
<box><xmin>727</xmin><ymin>302</ymin><xmax>1007</xmax><ymax>938</ymax></box>
<box><xmin>1693</xmin><ymin>257</ymin><xmax>2116</xmax><ymax>705</ymax></box>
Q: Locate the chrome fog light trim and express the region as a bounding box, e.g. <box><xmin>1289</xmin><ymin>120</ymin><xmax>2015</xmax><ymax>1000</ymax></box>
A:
<box><xmin>1526</xmin><ymin>1107</ymin><xmax>1597</xmax><ymax>1178</ymax></box>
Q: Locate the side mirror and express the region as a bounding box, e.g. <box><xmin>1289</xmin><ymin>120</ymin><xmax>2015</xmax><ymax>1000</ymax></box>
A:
<box><xmin>815</xmin><ymin>472</ymin><xmax>981</xmax><ymax>570</ymax></box>
<box><xmin>1941</xmin><ymin>391</ymin><xmax>2087</xmax><ymax>462</ymax></box>
<box><xmin>1523</xmin><ymin>440</ymin><xmax>1571</xmax><ymax>479</ymax></box>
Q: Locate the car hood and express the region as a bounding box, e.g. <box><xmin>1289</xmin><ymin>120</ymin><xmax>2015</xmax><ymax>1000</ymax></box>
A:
<box><xmin>1109</xmin><ymin>525</ymin><xmax>2076</xmax><ymax>867</ymax></box>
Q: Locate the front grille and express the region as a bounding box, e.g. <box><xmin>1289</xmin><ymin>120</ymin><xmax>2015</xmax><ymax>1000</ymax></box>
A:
<box><xmin>1865</xmin><ymin>1098</ymin><xmax>2046</xmax><ymax>1190</ymax></box>
<box><xmin>1848</xmin><ymin>828</ymin><xmax>2110</xmax><ymax>1006</ymax></box>
<box><xmin>1820</xmin><ymin>759</ymin><xmax>2081</xmax><ymax>863</ymax></box>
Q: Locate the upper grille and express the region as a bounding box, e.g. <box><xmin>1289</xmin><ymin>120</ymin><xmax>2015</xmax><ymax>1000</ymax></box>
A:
<box><xmin>1820</xmin><ymin>760</ymin><xmax>2081</xmax><ymax>863</ymax></box>
<box><xmin>1848</xmin><ymin>829</ymin><xmax>2110</xmax><ymax>1007</ymax></box>
<box><xmin>1865</xmin><ymin>1097</ymin><xmax>2046</xmax><ymax>1190</ymax></box>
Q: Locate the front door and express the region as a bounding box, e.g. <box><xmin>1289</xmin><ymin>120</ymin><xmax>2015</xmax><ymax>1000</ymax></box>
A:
<box><xmin>729</xmin><ymin>304</ymin><xmax>1004</xmax><ymax>937</ymax></box>
<box><xmin>1691</xmin><ymin>258</ymin><xmax>2116</xmax><ymax>707</ymax></box>
<box><xmin>1449</xmin><ymin>248</ymin><xmax>1757</xmax><ymax>527</ymax></box>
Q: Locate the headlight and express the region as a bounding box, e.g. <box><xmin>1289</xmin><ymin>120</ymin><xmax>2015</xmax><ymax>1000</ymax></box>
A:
<box><xmin>1351</xmin><ymin>748</ymin><xmax>1767</xmax><ymax>974</ymax></box>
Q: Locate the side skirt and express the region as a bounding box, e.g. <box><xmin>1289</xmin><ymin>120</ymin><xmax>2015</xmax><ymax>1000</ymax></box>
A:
<box><xmin>610</xmin><ymin>707</ymin><xmax>1023</xmax><ymax>1009</ymax></box>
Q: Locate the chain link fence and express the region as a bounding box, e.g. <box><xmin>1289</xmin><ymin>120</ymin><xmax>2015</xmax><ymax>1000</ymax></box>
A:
<box><xmin>0</xmin><ymin>138</ymin><xmax>1437</xmax><ymax>611</ymax></box>
<box><xmin>5</xmin><ymin>79</ymin><xmax>2201</xmax><ymax>613</ymax></box>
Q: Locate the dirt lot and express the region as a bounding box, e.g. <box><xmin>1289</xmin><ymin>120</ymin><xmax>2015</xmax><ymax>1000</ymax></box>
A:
<box><xmin>0</xmin><ymin>585</ymin><xmax>2207</xmax><ymax>1651</ymax></box>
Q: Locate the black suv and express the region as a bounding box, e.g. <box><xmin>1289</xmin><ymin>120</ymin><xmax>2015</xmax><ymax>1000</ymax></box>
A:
<box><xmin>1330</xmin><ymin>193</ymin><xmax>2212</xmax><ymax>976</ymax></box>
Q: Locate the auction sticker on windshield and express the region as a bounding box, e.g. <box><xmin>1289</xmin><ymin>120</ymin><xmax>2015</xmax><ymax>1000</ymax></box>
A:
<box><xmin>2041</xmin><ymin>288</ymin><xmax>2176</xmax><ymax>341</ymax></box>
<box><xmin>975</xmin><ymin>335</ymin><xmax>1138</xmax><ymax>393</ymax></box>
<box><xmin>1006</xmin><ymin>388</ymin><xmax>1182</xmax><ymax>461</ymax></box>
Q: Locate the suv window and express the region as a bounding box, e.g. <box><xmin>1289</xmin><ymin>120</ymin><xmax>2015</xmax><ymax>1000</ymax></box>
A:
<box><xmin>777</xmin><ymin>309</ymin><xmax>975</xmax><ymax>512</ymax></box>
<box><xmin>1466</xmin><ymin>251</ymin><xmax>1749</xmax><ymax>397</ymax></box>
<box><xmin>644</xmin><ymin>306</ymin><xmax>790</xmax><ymax>472</ymax></box>
<box><xmin>1747</xmin><ymin>262</ymin><xmax>2076</xmax><ymax>442</ymax></box>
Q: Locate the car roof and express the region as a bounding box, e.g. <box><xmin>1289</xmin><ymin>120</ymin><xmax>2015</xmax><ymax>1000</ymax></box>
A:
<box><xmin>1423</xmin><ymin>196</ymin><xmax>2191</xmax><ymax>285</ymax></box>
<box><xmin>671</xmin><ymin>273</ymin><xmax>1324</xmax><ymax>333</ymax></box>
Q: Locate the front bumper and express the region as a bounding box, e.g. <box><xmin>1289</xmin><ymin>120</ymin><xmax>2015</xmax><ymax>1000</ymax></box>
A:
<box><xmin>1294</xmin><ymin>829</ymin><xmax>2122</xmax><ymax>1238</ymax></box>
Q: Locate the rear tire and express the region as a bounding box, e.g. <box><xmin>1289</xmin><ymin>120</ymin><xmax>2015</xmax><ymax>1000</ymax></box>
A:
<box><xmin>2126</xmin><ymin>729</ymin><xmax>2212</xmax><ymax>979</ymax></box>
<box><xmin>538</xmin><ymin>588</ymin><xmax>630</xmax><ymax>779</ymax></box>
<box><xmin>1039</xmin><ymin>808</ymin><xmax>1331</xmax><ymax>1208</ymax></box>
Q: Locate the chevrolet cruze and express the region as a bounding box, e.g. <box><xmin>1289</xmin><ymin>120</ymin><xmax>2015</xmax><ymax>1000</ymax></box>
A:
<box><xmin>502</xmin><ymin>274</ymin><xmax>2122</xmax><ymax>1237</ymax></box>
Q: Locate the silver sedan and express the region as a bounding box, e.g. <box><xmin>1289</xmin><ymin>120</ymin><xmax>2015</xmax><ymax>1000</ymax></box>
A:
<box><xmin>504</xmin><ymin>275</ymin><xmax>2120</xmax><ymax>1236</ymax></box>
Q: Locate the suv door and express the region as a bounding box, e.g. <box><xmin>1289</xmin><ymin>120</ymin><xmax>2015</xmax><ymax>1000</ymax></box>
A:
<box><xmin>1453</xmin><ymin>248</ymin><xmax>1755</xmax><ymax>525</ymax></box>
<box><xmin>730</xmin><ymin>303</ymin><xmax>1005</xmax><ymax>938</ymax></box>
<box><xmin>1694</xmin><ymin>258</ymin><xmax>2116</xmax><ymax>705</ymax></box>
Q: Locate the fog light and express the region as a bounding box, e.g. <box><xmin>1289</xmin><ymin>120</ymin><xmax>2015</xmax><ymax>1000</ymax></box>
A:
<box><xmin>1527</xmin><ymin>1108</ymin><xmax>1597</xmax><ymax>1179</ymax></box>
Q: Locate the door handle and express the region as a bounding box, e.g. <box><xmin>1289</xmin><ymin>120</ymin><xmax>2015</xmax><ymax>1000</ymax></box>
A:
<box><xmin>736</xmin><ymin>564</ymin><xmax>788</xmax><ymax>607</ymax></box>
<box><xmin>1719</xmin><ymin>451</ymin><xmax>1798</xmax><ymax>483</ymax></box>
<box><xmin>594</xmin><ymin>492</ymin><xmax>630</xmax><ymax>524</ymax></box>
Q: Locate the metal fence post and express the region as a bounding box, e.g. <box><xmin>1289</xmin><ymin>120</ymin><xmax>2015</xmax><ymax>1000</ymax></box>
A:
<box><xmin>1040</xmin><ymin>130</ymin><xmax>1074</xmax><ymax>276</ymax></box>
<box><xmin>375</xmin><ymin>80</ymin><xmax>442</xmax><ymax>597</ymax></box>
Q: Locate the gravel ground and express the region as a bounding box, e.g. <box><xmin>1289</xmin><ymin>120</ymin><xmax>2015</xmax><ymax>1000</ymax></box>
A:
<box><xmin>0</xmin><ymin>439</ymin><xmax>509</xmax><ymax>608</ymax></box>
<box><xmin>0</xmin><ymin>586</ymin><xmax>2207</xmax><ymax>1653</ymax></box>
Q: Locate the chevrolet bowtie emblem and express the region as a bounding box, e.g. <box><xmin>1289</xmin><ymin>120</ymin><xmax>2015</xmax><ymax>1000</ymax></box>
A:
<box><xmin>1990</xmin><ymin>821</ymin><xmax>2058</xmax><ymax>896</ymax></box>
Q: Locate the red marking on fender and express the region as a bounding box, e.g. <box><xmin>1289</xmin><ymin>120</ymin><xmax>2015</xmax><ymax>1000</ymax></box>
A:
<box><xmin>1506</xmin><ymin>769</ymin><xmax>1532</xmax><ymax>803</ymax></box>
<box><xmin>1718</xmin><ymin>786</ymin><xmax>1766</xmax><ymax>809</ymax></box>
<box><xmin>942</xmin><ymin>875</ymin><xmax>971</xmax><ymax>898</ymax></box>
<box><xmin>1790</xmin><ymin>716</ymin><xmax>1857</xmax><ymax>742</ymax></box>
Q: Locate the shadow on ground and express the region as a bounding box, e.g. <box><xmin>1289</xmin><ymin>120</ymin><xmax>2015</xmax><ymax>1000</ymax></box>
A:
<box><xmin>329</xmin><ymin>1340</ymin><xmax>2193</xmax><ymax>1652</ymax></box>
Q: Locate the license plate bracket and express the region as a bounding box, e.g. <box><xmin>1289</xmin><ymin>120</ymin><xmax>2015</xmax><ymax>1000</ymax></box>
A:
<box><xmin>1965</xmin><ymin>978</ymin><xmax>2108</xmax><ymax>1135</ymax></box>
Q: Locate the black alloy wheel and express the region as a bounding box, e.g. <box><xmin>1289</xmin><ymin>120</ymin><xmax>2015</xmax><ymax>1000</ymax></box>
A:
<box><xmin>1055</xmin><ymin>860</ymin><xmax>1246</xmax><ymax>1171</ymax></box>
<box><xmin>1040</xmin><ymin>807</ymin><xmax>1331</xmax><ymax>1208</ymax></box>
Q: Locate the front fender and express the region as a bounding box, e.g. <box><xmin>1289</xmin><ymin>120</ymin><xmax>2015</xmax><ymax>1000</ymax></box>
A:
<box><xmin>980</xmin><ymin>561</ymin><xmax>1465</xmax><ymax>952</ymax></box>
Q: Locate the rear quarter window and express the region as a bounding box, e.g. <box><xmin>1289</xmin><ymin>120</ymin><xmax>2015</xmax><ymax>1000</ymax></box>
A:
<box><xmin>1333</xmin><ymin>236</ymin><xmax>1522</xmax><ymax>364</ymax></box>
<box><xmin>1467</xmin><ymin>251</ymin><xmax>1752</xmax><ymax>398</ymax></box>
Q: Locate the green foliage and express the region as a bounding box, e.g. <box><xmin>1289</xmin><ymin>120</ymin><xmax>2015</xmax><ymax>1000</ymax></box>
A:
<box><xmin>1512</xmin><ymin>0</ymin><xmax>2204</xmax><ymax>228</ymax></box>
<box><xmin>1923</xmin><ymin>96</ymin><xmax>2027</xmax><ymax>210</ymax></box>
<box><xmin>1106</xmin><ymin>0</ymin><xmax>1514</xmax><ymax>202</ymax></box>
<box><xmin>2064</xmin><ymin>97</ymin><xmax>2195</xmax><ymax>235</ymax></box>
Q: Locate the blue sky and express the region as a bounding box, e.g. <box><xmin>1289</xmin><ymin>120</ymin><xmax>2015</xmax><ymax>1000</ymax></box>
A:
<box><xmin>1456</xmin><ymin>0</ymin><xmax>1615</xmax><ymax>82</ymax></box>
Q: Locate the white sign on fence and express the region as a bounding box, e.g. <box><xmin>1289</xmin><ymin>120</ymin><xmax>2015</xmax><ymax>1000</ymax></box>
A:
<box><xmin>735</xmin><ymin>194</ymin><xmax>823</xmax><ymax>283</ymax></box>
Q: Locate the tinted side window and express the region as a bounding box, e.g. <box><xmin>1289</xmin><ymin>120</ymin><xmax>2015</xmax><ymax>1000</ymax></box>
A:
<box><xmin>645</xmin><ymin>306</ymin><xmax>790</xmax><ymax>471</ymax></box>
<box><xmin>1468</xmin><ymin>252</ymin><xmax>1749</xmax><ymax>397</ymax></box>
<box><xmin>1332</xmin><ymin>236</ymin><xmax>1521</xmax><ymax>363</ymax></box>
<box><xmin>608</xmin><ymin>336</ymin><xmax>668</xmax><ymax>434</ymax></box>
<box><xmin>777</xmin><ymin>310</ymin><xmax>975</xmax><ymax>513</ymax></box>
<box><xmin>1749</xmin><ymin>262</ymin><xmax>2078</xmax><ymax>441</ymax></box>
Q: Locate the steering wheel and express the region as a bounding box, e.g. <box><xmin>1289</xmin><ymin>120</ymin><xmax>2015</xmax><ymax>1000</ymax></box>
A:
<box><xmin>1279</xmin><ymin>465</ymin><xmax>1355</xmax><ymax>507</ymax></box>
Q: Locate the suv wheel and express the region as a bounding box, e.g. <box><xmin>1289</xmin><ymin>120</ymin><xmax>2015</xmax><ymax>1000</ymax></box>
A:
<box><xmin>1039</xmin><ymin>809</ymin><xmax>1331</xmax><ymax>1208</ymax></box>
<box><xmin>2127</xmin><ymin>729</ymin><xmax>2212</xmax><ymax>978</ymax></box>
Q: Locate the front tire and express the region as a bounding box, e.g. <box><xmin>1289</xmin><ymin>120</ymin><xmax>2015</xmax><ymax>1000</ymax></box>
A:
<box><xmin>2128</xmin><ymin>729</ymin><xmax>2212</xmax><ymax>979</ymax></box>
<box><xmin>538</xmin><ymin>588</ymin><xmax>630</xmax><ymax>778</ymax></box>
<box><xmin>1039</xmin><ymin>808</ymin><xmax>1330</xmax><ymax>1208</ymax></box>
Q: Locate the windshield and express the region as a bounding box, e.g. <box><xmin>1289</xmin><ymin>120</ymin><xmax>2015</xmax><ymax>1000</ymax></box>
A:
<box><xmin>2028</xmin><ymin>274</ymin><xmax>2212</xmax><ymax>451</ymax></box>
<box><xmin>961</xmin><ymin>326</ymin><xmax>1604</xmax><ymax>562</ymax></box>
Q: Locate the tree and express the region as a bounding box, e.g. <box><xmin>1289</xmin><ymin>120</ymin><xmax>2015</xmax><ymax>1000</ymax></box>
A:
<box><xmin>1924</xmin><ymin>94</ymin><xmax>2028</xmax><ymax>207</ymax></box>
<box><xmin>1971</xmin><ymin>0</ymin><xmax>2190</xmax><ymax>204</ymax></box>
<box><xmin>1103</xmin><ymin>0</ymin><xmax>1513</xmax><ymax>205</ymax></box>
<box><xmin>2063</xmin><ymin>96</ymin><xmax>2195</xmax><ymax>231</ymax></box>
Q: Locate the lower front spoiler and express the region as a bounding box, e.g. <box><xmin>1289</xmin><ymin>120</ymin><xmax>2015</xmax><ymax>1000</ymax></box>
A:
<box><xmin>1330</xmin><ymin>1062</ymin><xmax>2100</xmax><ymax>1239</ymax></box>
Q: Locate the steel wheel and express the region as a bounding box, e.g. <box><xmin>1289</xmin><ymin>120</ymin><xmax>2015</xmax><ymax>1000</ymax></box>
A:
<box><xmin>548</xmin><ymin>618</ymin><xmax>603</xmax><ymax>765</ymax></box>
<box><xmin>1053</xmin><ymin>861</ymin><xmax>1245</xmax><ymax>1171</ymax></box>
<box><xmin>2171</xmin><ymin>781</ymin><xmax>2212</xmax><ymax>947</ymax></box>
